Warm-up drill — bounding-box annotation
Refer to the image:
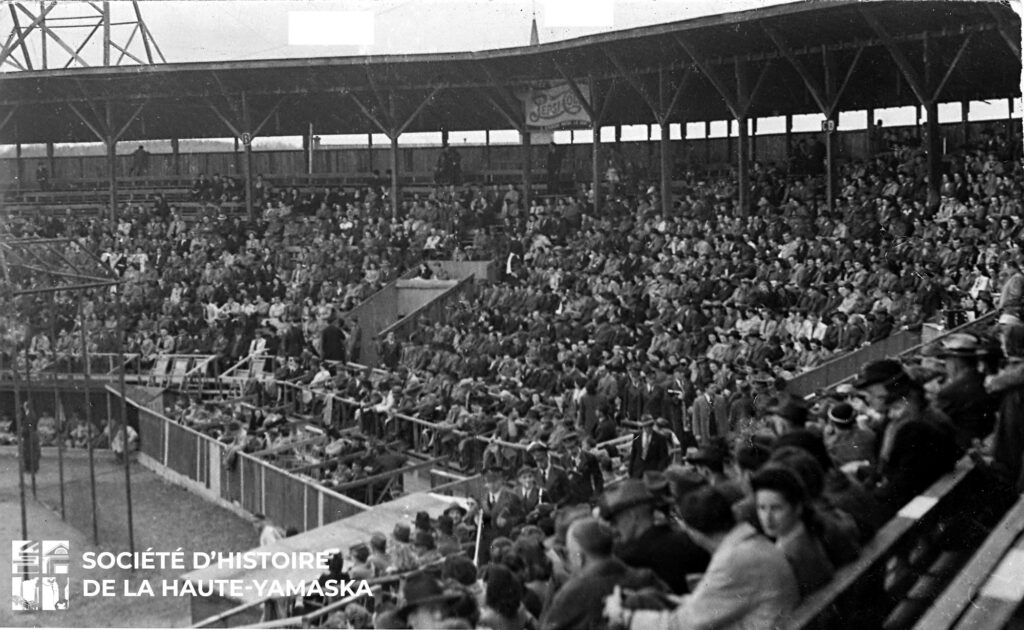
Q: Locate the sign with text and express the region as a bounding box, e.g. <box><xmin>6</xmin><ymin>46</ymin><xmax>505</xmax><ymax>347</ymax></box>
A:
<box><xmin>523</xmin><ymin>83</ymin><xmax>591</xmax><ymax>130</ymax></box>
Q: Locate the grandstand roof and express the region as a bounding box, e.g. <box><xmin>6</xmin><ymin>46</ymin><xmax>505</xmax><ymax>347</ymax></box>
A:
<box><xmin>0</xmin><ymin>0</ymin><xmax>1019</xmax><ymax>145</ymax></box>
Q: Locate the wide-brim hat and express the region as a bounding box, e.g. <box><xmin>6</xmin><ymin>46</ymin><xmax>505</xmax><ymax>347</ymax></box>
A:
<box><xmin>851</xmin><ymin>359</ymin><xmax>907</xmax><ymax>389</ymax></box>
<box><xmin>397</xmin><ymin>572</ymin><xmax>460</xmax><ymax>617</ymax></box>
<box><xmin>600</xmin><ymin>479</ymin><xmax>658</xmax><ymax>519</ymax></box>
<box><xmin>443</xmin><ymin>503</ymin><xmax>468</xmax><ymax>519</ymax></box>
<box><xmin>932</xmin><ymin>332</ymin><xmax>987</xmax><ymax>358</ymax></box>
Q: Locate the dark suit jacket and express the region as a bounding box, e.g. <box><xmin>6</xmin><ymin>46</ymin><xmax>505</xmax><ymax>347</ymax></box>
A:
<box><xmin>320</xmin><ymin>324</ymin><xmax>346</xmax><ymax>361</ymax></box>
<box><xmin>615</xmin><ymin>524</ymin><xmax>710</xmax><ymax>594</ymax></box>
<box><xmin>628</xmin><ymin>430</ymin><xmax>670</xmax><ymax>478</ymax></box>
<box><xmin>538</xmin><ymin>465</ymin><xmax>571</xmax><ymax>506</ymax></box>
<box><xmin>540</xmin><ymin>557</ymin><xmax>663</xmax><ymax>630</ymax></box>
<box><xmin>480</xmin><ymin>487</ymin><xmax>524</xmax><ymax>535</ymax></box>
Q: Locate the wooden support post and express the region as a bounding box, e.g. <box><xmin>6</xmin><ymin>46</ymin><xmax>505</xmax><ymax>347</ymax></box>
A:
<box><xmin>826</xmin><ymin>124</ymin><xmax>836</xmax><ymax>211</ymax></box>
<box><xmin>171</xmin><ymin>138</ymin><xmax>180</xmax><ymax>176</ymax></box>
<box><xmin>749</xmin><ymin>118</ymin><xmax>758</xmax><ymax>163</ymax></box>
<box><xmin>659</xmin><ymin>120</ymin><xmax>671</xmax><ymax>216</ymax></box>
<box><xmin>926</xmin><ymin>100</ymin><xmax>941</xmax><ymax>210</ymax></box>
<box><xmin>704</xmin><ymin>121</ymin><xmax>711</xmax><ymax>171</ymax></box>
<box><xmin>241</xmin><ymin>91</ymin><xmax>254</xmax><ymax>222</ymax></box>
<box><xmin>866</xmin><ymin>108</ymin><xmax>875</xmax><ymax>154</ymax></box>
<box><xmin>367</xmin><ymin>133</ymin><xmax>374</xmax><ymax>173</ymax></box>
<box><xmin>961</xmin><ymin>101</ymin><xmax>970</xmax><ymax>148</ymax></box>
<box><xmin>785</xmin><ymin>115</ymin><xmax>793</xmax><ymax>165</ymax></box>
<box><xmin>45</xmin><ymin>142</ymin><xmax>54</xmax><ymax>182</ymax></box>
<box><xmin>484</xmin><ymin>130</ymin><xmax>491</xmax><ymax>173</ymax></box>
<box><xmin>15</xmin><ymin>141</ymin><xmax>22</xmax><ymax>193</ymax></box>
<box><xmin>592</xmin><ymin>123</ymin><xmax>601</xmax><ymax>213</ymax></box>
<box><xmin>522</xmin><ymin>131</ymin><xmax>532</xmax><ymax>211</ymax></box>
<box><xmin>390</xmin><ymin>134</ymin><xmax>399</xmax><ymax>219</ymax></box>
<box><xmin>105</xmin><ymin>102</ymin><xmax>117</xmax><ymax>221</ymax></box>
<box><xmin>737</xmin><ymin>116</ymin><xmax>749</xmax><ymax>215</ymax></box>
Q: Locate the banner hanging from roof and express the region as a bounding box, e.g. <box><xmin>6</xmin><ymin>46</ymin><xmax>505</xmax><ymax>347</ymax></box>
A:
<box><xmin>522</xmin><ymin>83</ymin><xmax>591</xmax><ymax>130</ymax></box>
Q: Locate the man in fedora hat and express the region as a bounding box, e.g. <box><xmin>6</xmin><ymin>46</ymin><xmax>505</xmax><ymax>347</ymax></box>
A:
<box><xmin>396</xmin><ymin>571</ymin><xmax>461</xmax><ymax>629</ymax></box>
<box><xmin>628</xmin><ymin>414</ymin><xmax>670</xmax><ymax>479</ymax></box>
<box><xmin>602</xmin><ymin>480</ymin><xmax>709</xmax><ymax>595</ymax></box>
<box><xmin>852</xmin><ymin>359</ymin><xmax>960</xmax><ymax>520</ymax></box>
<box><xmin>528</xmin><ymin>441</ymin><xmax>570</xmax><ymax>506</ymax></box>
<box><xmin>933</xmin><ymin>333</ymin><xmax>998</xmax><ymax>449</ymax></box>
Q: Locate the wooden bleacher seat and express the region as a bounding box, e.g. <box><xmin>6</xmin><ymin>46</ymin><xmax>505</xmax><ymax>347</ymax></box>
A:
<box><xmin>784</xmin><ymin>458</ymin><xmax>1002</xmax><ymax>630</ymax></box>
<box><xmin>168</xmin><ymin>357</ymin><xmax>192</xmax><ymax>385</ymax></box>
<box><xmin>912</xmin><ymin>494</ymin><xmax>1024</xmax><ymax>630</ymax></box>
<box><xmin>148</xmin><ymin>356</ymin><xmax>171</xmax><ymax>386</ymax></box>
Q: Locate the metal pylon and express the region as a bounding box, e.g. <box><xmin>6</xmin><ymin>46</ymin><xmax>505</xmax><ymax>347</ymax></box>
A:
<box><xmin>0</xmin><ymin>0</ymin><xmax>165</xmax><ymax>72</ymax></box>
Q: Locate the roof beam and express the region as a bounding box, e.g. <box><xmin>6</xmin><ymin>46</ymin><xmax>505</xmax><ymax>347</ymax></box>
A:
<box><xmin>113</xmin><ymin>101</ymin><xmax>148</xmax><ymax>142</ymax></box>
<box><xmin>66</xmin><ymin>103</ymin><xmax>108</xmax><ymax>143</ymax></box>
<box><xmin>203</xmin><ymin>98</ymin><xmax>243</xmax><ymax>139</ymax></box>
<box><xmin>396</xmin><ymin>85</ymin><xmax>444</xmax><ymax>136</ymax></box>
<box><xmin>675</xmin><ymin>35</ymin><xmax>741</xmax><ymax>117</ymax></box>
<box><xmin>0</xmin><ymin>107</ymin><xmax>15</xmax><ymax>136</ymax></box>
<box><xmin>859</xmin><ymin>7</ymin><xmax>929</xmax><ymax>105</ymax></box>
<box><xmin>553</xmin><ymin>62</ymin><xmax>598</xmax><ymax>122</ymax></box>
<box><xmin>931</xmin><ymin>32</ymin><xmax>974</xmax><ymax>103</ymax></box>
<box><xmin>251</xmin><ymin>95</ymin><xmax>288</xmax><ymax>137</ymax></box>
<box><xmin>660</xmin><ymin>67</ymin><xmax>693</xmax><ymax>124</ymax></box>
<box><xmin>763</xmin><ymin>25</ymin><xmax>829</xmax><ymax>115</ymax></box>
<box><xmin>987</xmin><ymin>3</ymin><xmax>1021</xmax><ymax>58</ymax></box>
<box><xmin>603</xmin><ymin>49</ymin><xmax>660</xmax><ymax>118</ymax></box>
<box><xmin>348</xmin><ymin>92</ymin><xmax>391</xmax><ymax>136</ymax></box>
<box><xmin>829</xmin><ymin>46</ymin><xmax>864</xmax><ymax>114</ymax></box>
<box><xmin>477</xmin><ymin>88</ymin><xmax>524</xmax><ymax>133</ymax></box>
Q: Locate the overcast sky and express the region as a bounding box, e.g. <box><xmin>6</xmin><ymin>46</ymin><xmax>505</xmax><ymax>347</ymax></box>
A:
<box><xmin>1</xmin><ymin>0</ymin><xmax>794</xmax><ymax>66</ymax></box>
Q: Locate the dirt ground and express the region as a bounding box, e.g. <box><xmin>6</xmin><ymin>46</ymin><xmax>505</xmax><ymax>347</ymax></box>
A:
<box><xmin>0</xmin><ymin>447</ymin><xmax>257</xmax><ymax>627</ymax></box>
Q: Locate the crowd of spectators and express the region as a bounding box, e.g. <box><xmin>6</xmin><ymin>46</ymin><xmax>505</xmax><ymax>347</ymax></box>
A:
<box><xmin>3</xmin><ymin>124</ymin><xmax>1024</xmax><ymax>629</ymax></box>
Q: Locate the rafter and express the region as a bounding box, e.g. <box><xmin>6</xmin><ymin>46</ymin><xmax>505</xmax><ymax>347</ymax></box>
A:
<box><xmin>859</xmin><ymin>7</ymin><xmax>929</xmax><ymax>106</ymax></box>
<box><xmin>987</xmin><ymin>3</ymin><xmax>1021</xmax><ymax>58</ymax></box>
<box><xmin>603</xmin><ymin>49</ymin><xmax>659</xmax><ymax>117</ymax></box>
<box><xmin>675</xmin><ymin>35</ymin><xmax>741</xmax><ymax>117</ymax></box>
<box><xmin>553</xmin><ymin>62</ymin><xmax>598</xmax><ymax>122</ymax></box>
<box><xmin>348</xmin><ymin>92</ymin><xmax>391</xmax><ymax>136</ymax></box>
<box><xmin>763</xmin><ymin>25</ymin><xmax>828</xmax><ymax>115</ymax></box>
<box><xmin>931</xmin><ymin>33</ymin><xmax>975</xmax><ymax>103</ymax></box>
<box><xmin>397</xmin><ymin>85</ymin><xmax>444</xmax><ymax>136</ymax></box>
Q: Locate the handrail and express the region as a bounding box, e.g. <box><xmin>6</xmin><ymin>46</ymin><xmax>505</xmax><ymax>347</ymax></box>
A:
<box><xmin>328</xmin><ymin>457</ymin><xmax>446</xmax><ymax>492</ymax></box>
<box><xmin>221</xmin><ymin>350</ymin><xmax>270</xmax><ymax>380</ymax></box>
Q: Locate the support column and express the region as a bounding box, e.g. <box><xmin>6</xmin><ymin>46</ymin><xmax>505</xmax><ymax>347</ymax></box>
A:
<box><xmin>784</xmin><ymin>115</ymin><xmax>793</xmax><ymax>167</ymax></box>
<box><xmin>171</xmin><ymin>138</ymin><xmax>180</xmax><ymax>176</ymax></box>
<box><xmin>866</xmin><ymin>108</ymin><xmax>875</xmax><ymax>155</ymax></box>
<box><xmin>726</xmin><ymin>120</ymin><xmax>734</xmax><ymax>164</ymax></box>
<box><xmin>484</xmin><ymin>130</ymin><xmax>491</xmax><ymax>173</ymax></box>
<box><xmin>925</xmin><ymin>100</ymin><xmax>941</xmax><ymax>210</ymax></box>
<box><xmin>749</xmin><ymin>118</ymin><xmax>758</xmax><ymax>164</ymax></box>
<box><xmin>826</xmin><ymin>125</ymin><xmax>836</xmax><ymax>212</ymax></box>
<box><xmin>243</xmin><ymin>138</ymin><xmax>254</xmax><ymax>221</ymax></box>
<box><xmin>105</xmin><ymin>103</ymin><xmax>117</xmax><ymax>221</ymax></box>
<box><xmin>367</xmin><ymin>133</ymin><xmax>374</xmax><ymax>173</ymax></box>
<box><xmin>915</xmin><ymin>104</ymin><xmax>922</xmax><ymax>140</ymax></box>
<box><xmin>704</xmin><ymin>121</ymin><xmax>711</xmax><ymax>171</ymax></box>
<box><xmin>522</xmin><ymin>131</ymin><xmax>532</xmax><ymax>211</ymax></box>
<box><xmin>737</xmin><ymin>116</ymin><xmax>749</xmax><ymax>215</ymax></box>
<box><xmin>659</xmin><ymin>121</ymin><xmax>672</xmax><ymax>216</ymax></box>
<box><xmin>958</xmin><ymin>102</ymin><xmax>966</xmax><ymax>149</ymax></box>
<box><xmin>390</xmin><ymin>135</ymin><xmax>399</xmax><ymax>219</ymax></box>
<box><xmin>107</xmin><ymin>140</ymin><xmax>117</xmax><ymax>218</ymax></box>
<box><xmin>15</xmin><ymin>142</ymin><xmax>22</xmax><ymax>193</ymax></box>
<box><xmin>592</xmin><ymin>124</ymin><xmax>601</xmax><ymax>213</ymax></box>
<box><xmin>45</xmin><ymin>142</ymin><xmax>54</xmax><ymax>182</ymax></box>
